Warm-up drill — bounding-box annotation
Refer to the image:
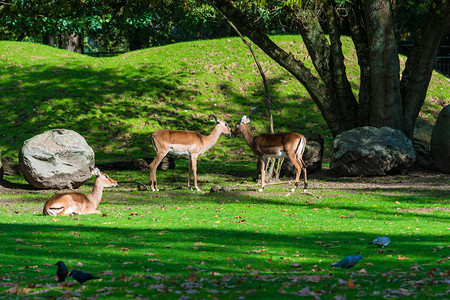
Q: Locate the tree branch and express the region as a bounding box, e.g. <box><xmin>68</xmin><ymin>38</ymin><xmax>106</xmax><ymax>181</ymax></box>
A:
<box><xmin>210</xmin><ymin>2</ymin><xmax>274</xmax><ymax>133</ymax></box>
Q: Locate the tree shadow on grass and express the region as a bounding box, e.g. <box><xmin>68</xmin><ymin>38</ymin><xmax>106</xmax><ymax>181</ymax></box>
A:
<box><xmin>0</xmin><ymin>62</ymin><xmax>210</xmax><ymax>162</ymax></box>
<box><xmin>0</xmin><ymin>176</ymin><xmax>448</xmax><ymax>298</ymax></box>
<box><xmin>0</xmin><ymin>222</ymin><xmax>447</xmax><ymax>276</ymax></box>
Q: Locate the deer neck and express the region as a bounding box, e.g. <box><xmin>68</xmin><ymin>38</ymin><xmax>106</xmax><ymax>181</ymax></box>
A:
<box><xmin>240</xmin><ymin>124</ymin><xmax>256</xmax><ymax>148</ymax></box>
<box><xmin>86</xmin><ymin>179</ymin><xmax>104</xmax><ymax>208</ymax></box>
<box><xmin>201</xmin><ymin>124</ymin><xmax>223</xmax><ymax>153</ymax></box>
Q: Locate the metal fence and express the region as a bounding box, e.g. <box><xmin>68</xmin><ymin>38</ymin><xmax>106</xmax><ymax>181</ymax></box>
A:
<box><xmin>399</xmin><ymin>44</ymin><xmax>450</xmax><ymax>77</ymax></box>
<box><xmin>435</xmin><ymin>56</ymin><xmax>450</xmax><ymax>77</ymax></box>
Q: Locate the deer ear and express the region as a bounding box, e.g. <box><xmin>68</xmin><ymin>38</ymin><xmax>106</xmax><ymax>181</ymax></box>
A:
<box><xmin>90</xmin><ymin>167</ymin><xmax>101</xmax><ymax>176</ymax></box>
<box><xmin>241</xmin><ymin>115</ymin><xmax>250</xmax><ymax>124</ymax></box>
<box><xmin>209</xmin><ymin>115</ymin><xmax>218</xmax><ymax>123</ymax></box>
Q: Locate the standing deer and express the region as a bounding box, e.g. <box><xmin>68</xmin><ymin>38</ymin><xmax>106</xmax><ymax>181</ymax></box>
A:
<box><xmin>232</xmin><ymin>115</ymin><xmax>307</xmax><ymax>193</ymax></box>
<box><xmin>43</xmin><ymin>167</ymin><xmax>117</xmax><ymax>216</ymax></box>
<box><xmin>149</xmin><ymin>115</ymin><xmax>231</xmax><ymax>191</ymax></box>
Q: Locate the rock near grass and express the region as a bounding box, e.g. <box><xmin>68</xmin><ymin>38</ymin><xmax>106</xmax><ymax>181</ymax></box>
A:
<box><xmin>431</xmin><ymin>105</ymin><xmax>450</xmax><ymax>174</ymax></box>
<box><xmin>330</xmin><ymin>126</ymin><xmax>416</xmax><ymax>176</ymax></box>
<box><xmin>19</xmin><ymin>129</ymin><xmax>95</xmax><ymax>189</ymax></box>
<box><xmin>281</xmin><ymin>132</ymin><xmax>324</xmax><ymax>176</ymax></box>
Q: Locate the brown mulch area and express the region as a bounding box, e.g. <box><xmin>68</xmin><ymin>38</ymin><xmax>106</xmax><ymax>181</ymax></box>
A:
<box><xmin>1</xmin><ymin>166</ymin><xmax>449</xmax><ymax>195</ymax></box>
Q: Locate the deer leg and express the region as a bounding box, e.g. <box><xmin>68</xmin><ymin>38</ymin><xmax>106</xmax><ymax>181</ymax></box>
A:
<box><xmin>191</xmin><ymin>154</ymin><xmax>200</xmax><ymax>191</ymax></box>
<box><xmin>258</xmin><ymin>156</ymin><xmax>265</xmax><ymax>192</ymax></box>
<box><xmin>149</xmin><ymin>151</ymin><xmax>168</xmax><ymax>191</ymax></box>
<box><xmin>298</xmin><ymin>156</ymin><xmax>308</xmax><ymax>191</ymax></box>
<box><xmin>188</xmin><ymin>155</ymin><xmax>192</xmax><ymax>190</ymax></box>
<box><xmin>288</xmin><ymin>153</ymin><xmax>302</xmax><ymax>193</ymax></box>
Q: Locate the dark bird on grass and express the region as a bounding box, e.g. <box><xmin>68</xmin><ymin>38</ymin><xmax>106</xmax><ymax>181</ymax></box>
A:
<box><xmin>55</xmin><ymin>261</ymin><xmax>69</xmax><ymax>282</ymax></box>
<box><xmin>368</xmin><ymin>236</ymin><xmax>390</xmax><ymax>248</ymax></box>
<box><xmin>69</xmin><ymin>270</ymin><xmax>100</xmax><ymax>285</ymax></box>
<box><xmin>332</xmin><ymin>255</ymin><xmax>363</xmax><ymax>269</ymax></box>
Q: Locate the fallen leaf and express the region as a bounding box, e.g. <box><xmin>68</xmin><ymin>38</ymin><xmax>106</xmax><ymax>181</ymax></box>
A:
<box><xmin>98</xmin><ymin>270</ymin><xmax>113</xmax><ymax>276</ymax></box>
<box><xmin>347</xmin><ymin>278</ymin><xmax>356</xmax><ymax>289</ymax></box>
<box><xmin>24</xmin><ymin>265</ymin><xmax>38</xmax><ymax>269</ymax></box>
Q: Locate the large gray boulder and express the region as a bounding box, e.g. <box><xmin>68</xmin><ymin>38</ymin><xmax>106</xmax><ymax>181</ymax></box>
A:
<box><xmin>281</xmin><ymin>132</ymin><xmax>324</xmax><ymax>176</ymax></box>
<box><xmin>330</xmin><ymin>126</ymin><xmax>416</xmax><ymax>176</ymax></box>
<box><xmin>431</xmin><ymin>105</ymin><xmax>450</xmax><ymax>173</ymax></box>
<box><xmin>19</xmin><ymin>129</ymin><xmax>95</xmax><ymax>189</ymax></box>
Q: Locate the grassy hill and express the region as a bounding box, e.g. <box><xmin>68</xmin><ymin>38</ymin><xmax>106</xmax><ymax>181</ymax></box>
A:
<box><xmin>1</xmin><ymin>36</ymin><xmax>448</xmax><ymax>165</ymax></box>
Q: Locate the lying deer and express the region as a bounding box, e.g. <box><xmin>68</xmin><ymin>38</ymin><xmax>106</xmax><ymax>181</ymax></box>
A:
<box><xmin>43</xmin><ymin>167</ymin><xmax>117</xmax><ymax>216</ymax></box>
<box><xmin>149</xmin><ymin>115</ymin><xmax>231</xmax><ymax>191</ymax></box>
<box><xmin>232</xmin><ymin>115</ymin><xmax>307</xmax><ymax>193</ymax></box>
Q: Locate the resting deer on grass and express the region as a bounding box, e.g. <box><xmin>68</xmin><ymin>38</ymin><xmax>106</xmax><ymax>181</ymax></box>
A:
<box><xmin>43</xmin><ymin>167</ymin><xmax>117</xmax><ymax>216</ymax></box>
<box><xmin>232</xmin><ymin>115</ymin><xmax>307</xmax><ymax>193</ymax></box>
<box><xmin>149</xmin><ymin>115</ymin><xmax>231</xmax><ymax>191</ymax></box>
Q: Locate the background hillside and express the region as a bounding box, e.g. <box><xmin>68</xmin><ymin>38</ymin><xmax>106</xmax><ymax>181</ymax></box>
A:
<box><xmin>1</xmin><ymin>36</ymin><xmax>448</xmax><ymax>166</ymax></box>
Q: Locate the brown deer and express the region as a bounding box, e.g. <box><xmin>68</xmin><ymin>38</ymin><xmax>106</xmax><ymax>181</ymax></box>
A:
<box><xmin>149</xmin><ymin>115</ymin><xmax>231</xmax><ymax>191</ymax></box>
<box><xmin>43</xmin><ymin>167</ymin><xmax>117</xmax><ymax>216</ymax></box>
<box><xmin>232</xmin><ymin>115</ymin><xmax>307</xmax><ymax>193</ymax></box>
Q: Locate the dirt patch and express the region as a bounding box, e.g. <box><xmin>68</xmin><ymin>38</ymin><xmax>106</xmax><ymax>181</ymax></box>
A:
<box><xmin>306</xmin><ymin>167</ymin><xmax>450</xmax><ymax>192</ymax></box>
<box><xmin>1</xmin><ymin>167</ymin><xmax>448</xmax><ymax>196</ymax></box>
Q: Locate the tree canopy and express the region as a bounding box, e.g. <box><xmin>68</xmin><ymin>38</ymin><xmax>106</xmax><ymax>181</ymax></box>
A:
<box><xmin>209</xmin><ymin>0</ymin><xmax>450</xmax><ymax>138</ymax></box>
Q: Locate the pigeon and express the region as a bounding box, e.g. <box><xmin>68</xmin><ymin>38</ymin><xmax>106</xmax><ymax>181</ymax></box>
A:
<box><xmin>55</xmin><ymin>261</ymin><xmax>69</xmax><ymax>282</ymax></box>
<box><xmin>368</xmin><ymin>236</ymin><xmax>390</xmax><ymax>248</ymax></box>
<box><xmin>331</xmin><ymin>255</ymin><xmax>363</xmax><ymax>269</ymax></box>
<box><xmin>69</xmin><ymin>270</ymin><xmax>100</xmax><ymax>285</ymax></box>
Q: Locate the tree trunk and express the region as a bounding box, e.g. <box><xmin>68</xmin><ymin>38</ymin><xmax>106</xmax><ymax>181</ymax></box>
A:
<box><xmin>42</xmin><ymin>34</ymin><xmax>55</xmax><ymax>47</ymax></box>
<box><xmin>364</xmin><ymin>0</ymin><xmax>403</xmax><ymax>130</ymax></box>
<box><xmin>128</xmin><ymin>28</ymin><xmax>150</xmax><ymax>51</ymax></box>
<box><xmin>59</xmin><ymin>32</ymin><xmax>84</xmax><ymax>53</ymax></box>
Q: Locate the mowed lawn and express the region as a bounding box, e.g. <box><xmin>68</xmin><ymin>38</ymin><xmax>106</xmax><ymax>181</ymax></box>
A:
<box><xmin>0</xmin><ymin>37</ymin><xmax>449</xmax><ymax>298</ymax></box>
<box><xmin>0</xmin><ymin>166</ymin><xmax>448</xmax><ymax>298</ymax></box>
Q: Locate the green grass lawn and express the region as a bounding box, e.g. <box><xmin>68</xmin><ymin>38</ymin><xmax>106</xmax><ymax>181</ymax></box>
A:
<box><xmin>1</xmin><ymin>36</ymin><xmax>449</xmax><ymax>164</ymax></box>
<box><xmin>0</xmin><ymin>37</ymin><xmax>449</xmax><ymax>298</ymax></box>
<box><xmin>0</xmin><ymin>167</ymin><xmax>448</xmax><ymax>298</ymax></box>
